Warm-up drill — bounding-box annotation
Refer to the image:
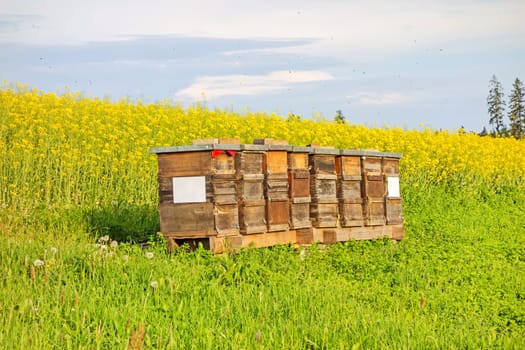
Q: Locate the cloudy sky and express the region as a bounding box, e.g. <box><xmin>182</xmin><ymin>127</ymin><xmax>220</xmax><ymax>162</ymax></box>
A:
<box><xmin>1</xmin><ymin>0</ymin><xmax>524</xmax><ymax>131</ymax></box>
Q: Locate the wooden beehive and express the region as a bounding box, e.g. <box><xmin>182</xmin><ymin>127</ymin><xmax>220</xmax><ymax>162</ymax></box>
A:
<box><xmin>151</xmin><ymin>140</ymin><xmax>405</xmax><ymax>253</ymax></box>
<box><xmin>309</xmin><ymin>147</ymin><xmax>339</xmax><ymax>228</ymax></box>
<box><xmin>383</xmin><ymin>155</ymin><xmax>403</xmax><ymax>225</ymax></box>
<box><xmin>288</xmin><ymin>146</ymin><xmax>312</xmax><ymax>229</ymax></box>
<box><xmin>236</xmin><ymin>144</ymin><xmax>267</xmax><ymax>234</ymax></box>
<box><xmin>361</xmin><ymin>151</ymin><xmax>386</xmax><ymax>226</ymax></box>
<box><xmin>264</xmin><ymin>143</ymin><xmax>291</xmax><ymax>231</ymax></box>
<box><xmin>336</xmin><ymin>150</ymin><xmax>364</xmax><ymax>227</ymax></box>
<box><xmin>153</xmin><ymin>144</ymin><xmax>242</xmax><ymax>240</ymax></box>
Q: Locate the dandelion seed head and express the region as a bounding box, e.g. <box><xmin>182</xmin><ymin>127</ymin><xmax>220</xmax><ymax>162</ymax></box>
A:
<box><xmin>145</xmin><ymin>252</ymin><xmax>154</xmax><ymax>259</ymax></box>
<box><xmin>33</xmin><ymin>259</ymin><xmax>44</xmax><ymax>267</ymax></box>
<box><xmin>99</xmin><ymin>235</ymin><xmax>110</xmax><ymax>244</ymax></box>
<box><xmin>110</xmin><ymin>240</ymin><xmax>119</xmax><ymax>248</ymax></box>
<box><xmin>150</xmin><ymin>281</ymin><xmax>158</xmax><ymax>289</ymax></box>
<box><xmin>50</xmin><ymin>247</ymin><xmax>58</xmax><ymax>254</ymax></box>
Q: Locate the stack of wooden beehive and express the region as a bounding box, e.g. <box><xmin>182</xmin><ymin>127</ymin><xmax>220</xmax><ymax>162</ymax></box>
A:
<box><xmin>309</xmin><ymin>148</ymin><xmax>339</xmax><ymax>228</ymax></box>
<box><xmin>257</xmin><ymin>139</ymin><xmax>291</xmax><ymax>232</ymax></box>
<box><xmin>336</xmin><ymin>150</ymin><xmax>365</xmax><ymax>227</ymax></box>
<box><xmin>287</xmin><ymin>147</ymin><xmax>312</xmax><ymax>229</ymax></box>
<box><xmin>236</xmin><ymin>144</ymin><xmax>267</xmax><ymax>234</ymax></box>
<box><xmin>150</xmin><ymin>139</ymin><xmax>405</xmax><ymax>253</ymax></box>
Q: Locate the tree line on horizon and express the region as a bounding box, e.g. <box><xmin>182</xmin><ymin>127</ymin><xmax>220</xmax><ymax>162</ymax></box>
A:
<box><xmin>485</xmin><ymin>75</ymin><xmax>525</xmax><ymax>139</ymax></box>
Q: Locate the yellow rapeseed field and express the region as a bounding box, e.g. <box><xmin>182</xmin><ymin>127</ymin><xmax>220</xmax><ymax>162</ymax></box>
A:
<box><xmin>1</xmin><ymin>83</ymin><xmax>524</xmax><ymax>210</ymax></box>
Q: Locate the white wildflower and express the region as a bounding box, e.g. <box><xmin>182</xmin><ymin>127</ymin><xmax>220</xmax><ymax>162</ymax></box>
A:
<box><xmin>98</xmin><ymin>235</ymin><xmax>110</xmax><ymax>244</ymax></box>
<box><xmin>110</xmin><ymin>240</ymin><xmax>119</xmax><ymax>248</ymax></box>
<box><xmin>145</xmin><ymin>252</ymin><xmax>154</xmax><ymax>259</ymax></box>
<box><xmin>299</xmin><ymin>249</ymin><xmax>307</xmax><ymax>262</ymax></box>
<box><xmin>150</xmin><ymin>281</ymin><xmax>158</xmax><ymax>289</ymax></box>
<box><xmin>33</xmin><ymin>259</ymin><xmax>45</xmax><ymax>267</ymax></box>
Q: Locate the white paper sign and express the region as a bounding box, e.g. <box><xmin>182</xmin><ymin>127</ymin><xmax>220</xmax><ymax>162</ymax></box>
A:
<box><xmin>387</xmin><ymin>176</ymin><xmax>400</xmax><ymax>198</ymax></box>
<box><xmin>172</xmin><ymin>176</ymin><xmax>206</xmax><ymax>203</ymax></box>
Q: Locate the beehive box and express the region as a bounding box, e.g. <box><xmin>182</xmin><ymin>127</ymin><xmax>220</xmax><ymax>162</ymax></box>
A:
<box><xmin>336</xmin><ymin>150</ymin><xmax>364</xmax><ymax>227</ymax></box>
<box><xmin>288</xmin><ymin>146</ymin><xmax>311</xmax><ymax>229</ymax></box>
<box><xmin>235</xmin><ymin>144</ymin><xmax>267</xmax><ymax>234</ymax></box>
<box><xmin>309</xmin><ymin>147</ymin><xmax>339</xmax><ymax>228</ymax></box>
<box><xmin>152</xmin><ymin>143</ymin><xmax>242</xmax><ymax>243</ymax></box>
<box><xmin>151</xmin><ymin>140</ymin><xmax>405</xmax><ymax>253</ymax></box>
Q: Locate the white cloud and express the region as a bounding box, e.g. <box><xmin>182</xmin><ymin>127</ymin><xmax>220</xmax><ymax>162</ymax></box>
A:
<box><xmin>175</xmin><ymin>70</ymin><xmax>334</xmax><ymax>100</ymax></box>
<box><xmin>346</xmin><ymin>92</ymin><xmax>413</xmax><ymax>106</ymax></box>
<box><xmin>2</xmin><ymin>0</ymin><xmax>524</xmax><ymax>56</ymax></box>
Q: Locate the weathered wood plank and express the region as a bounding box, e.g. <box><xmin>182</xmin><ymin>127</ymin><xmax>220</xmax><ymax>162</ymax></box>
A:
<box><xmin>159</xmin><ymin>202</ymin><xmax>215</xmax><ymax>235</ymax></box>
<box><xmin>339</xmin><ymin>202</ymin><xmax>364</xmax><ymax>227</ymax></box>
<box><xmin>364</xmin><ymin>198</ymin><xmax>386</xmax><ymax>226</ymax></box>
<box><xmin>295</xmin><ymin>228</ymin><xmax>314</xmax><ymax>244</ymax></box>
<box><xmin>267</xmin><ymin>199</ymin><xmax>289</xmax><ymax>232</ymax></box>
<box><xmin>336</xmin><ymin>156</ymin><xmax>361</xmax><ymax>177</ymax></box>
<box><xmin>214</xmin><ymin>203</ymin><xmax>239</xmax><ymax>236</ymax></box>
<box><xmin>253</xmin><ymin>138</ymin><xmax>289</xmax><ymax>145</ymax></box>
<box><xmin>310</xmin><ymin>202</ymin><xmax>338</xmax><ymax>227</ymax></box>
<box><xmin>362</xmin><ymin>156</ymin><xmax>382</xmax><ymax>176</ymax></box>
<box><xmin>157</xmin><ymin>152</ymin><xmax>212</xmax><ymax>177</ymax></box>
<box><xmin>264</xmin><ymin>150</ymin><xmax>288</xmax><ymax>174</ymax></box>
<box><xmin>386</xmin><ymin>198</ymin><xmax>403</xmax><ymax>224</ymax></box>
<box><xmin>238</xmin><ymin>200</ymin><xmax>267</xmax><ymax>234</ymax></box>
<box><xmin>289</xmin><ymin>170</ymin><xmax>310</xmax><ymax>198</ymax></box>
<box><xmin>227</xmin><ymin>230</ymin><xmax>297</xmax><ymax>250</ymax></box>
<box><xmin>310</xmin><ymin>174</ymin><xmax>337</xmax><ymax>200</ymax></box>
<box><xmin>382</xmin><ymin>157</ymin><xmax>400</xmax><ymax>175</ymax></box>
<box><xmin>312</xmin><ymin>225</ymin><xmax>392</xmax><ymax>242</ymax></box>
<box><xmin>290</xmin><ymin>202</ymin><xmax>312</xmax><ymax>229</ymax></box>
<box><xmin>236</xmin><ymin>152</ymin><xmax>264</xmax><ymax>176</ymax></box>
<box><xmin>237</xmin><ymin>179</ymin><xmax>264</xmax><ymax>201</ymax></box>
<box><xmin>309</xmin><ymin>154</ymin><xmax>336</xmax><ymax>174</ymax></box>
<box><xmin>288</xmin><ymin>152</ymin><xmax>309</xmax><ymax>170</ymax></box>
<box><xmin>265</xmin><ymin>174</ymin><xmax>289</xmax><ymax>200</ymax></box>
<box><xmin>364</xmin><ymin>178</ymin><xmax>385</xmax><ymax>198</ymax></box>
<box><xmin>337</xmin><ymin>179</ymin><xmax>362</xmax><ymax>200</ymax></box>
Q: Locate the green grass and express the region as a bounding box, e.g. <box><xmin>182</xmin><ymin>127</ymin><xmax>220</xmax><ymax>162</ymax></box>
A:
<box><xmin>1</xmin><ymin>178</ymin><xmax>524</xmax><ymax>349</ymax></box>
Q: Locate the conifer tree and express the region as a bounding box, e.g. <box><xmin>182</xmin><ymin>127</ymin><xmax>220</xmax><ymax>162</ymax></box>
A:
<box><xmin>508</xmin><ymin>78</ymin><xmax>525</xmax><ymax>139</ymax></box>
<box><xmin>334</xmin><ymin>110</ymin><xmax>346</xmax><ymax>124</ymax></box>
<box><xmin>486</xmin><ymin>75</ymin><xmax>505</xmax><ymax>135</ymax></box>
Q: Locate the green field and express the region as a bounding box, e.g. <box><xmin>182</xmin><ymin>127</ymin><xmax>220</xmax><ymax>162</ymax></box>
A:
<box><xmin>1</xmin><ymin>87</ymin><xmax>525</xmax><ymax>349</ymax></box>
<box><xmin>0</xmin><ymin>176</ymin><xmax>523</xmax><ymax>349</ymax></box>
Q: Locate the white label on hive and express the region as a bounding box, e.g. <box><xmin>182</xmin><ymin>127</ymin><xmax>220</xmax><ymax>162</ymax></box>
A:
<box><xmin>172</xmin><ymin>176</ymin><xmax>206</xmax><ymax>203</ymax></box>
<box><xmin>387</xmin><ymin>176</ymin><xmax>400</xmax><ymax>198</ymax></box>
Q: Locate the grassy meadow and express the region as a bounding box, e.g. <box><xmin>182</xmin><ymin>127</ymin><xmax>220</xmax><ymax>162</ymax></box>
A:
<box><xmin>1</xmin><ymin>84</ymin><xmax>525</xmax><ymax>348</ymax></box>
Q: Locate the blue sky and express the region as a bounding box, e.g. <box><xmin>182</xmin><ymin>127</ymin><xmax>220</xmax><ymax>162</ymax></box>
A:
<box><xmin>1</xmin><ymin>0</ymin><xmax>524</xmax><ymax>131</ymax></box>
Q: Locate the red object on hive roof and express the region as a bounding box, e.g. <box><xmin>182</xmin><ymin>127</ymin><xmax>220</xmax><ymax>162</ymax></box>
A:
<box><xmin>211</xmin><ymin>149</ymin><xmax>237</xmax><ymax>158</ymax></box>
